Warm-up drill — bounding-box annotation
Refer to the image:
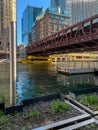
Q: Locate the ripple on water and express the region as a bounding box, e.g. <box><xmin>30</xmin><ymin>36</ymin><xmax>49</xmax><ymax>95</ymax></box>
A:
<box><xmin>0</xmin><ymin>63</ymin><xmax>98</xmax><ymax>106</ymax></box>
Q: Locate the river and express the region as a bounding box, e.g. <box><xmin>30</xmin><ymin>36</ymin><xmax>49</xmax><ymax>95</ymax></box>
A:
<box><xmin>0</xmin><ymin>62</ymin><xmax>98</xmax><ymax>106</ymax></box>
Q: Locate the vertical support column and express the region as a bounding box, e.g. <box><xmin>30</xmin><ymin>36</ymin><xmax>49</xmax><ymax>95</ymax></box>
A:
<box><xmin>9</xmin><ymin>22</ymin><xmax>17</xmax><ymax>106</ymax></box>
<box><xmin>90</xmin><ymin>19</ymin><xmax>92</xmax><ymax>36</ymax></box>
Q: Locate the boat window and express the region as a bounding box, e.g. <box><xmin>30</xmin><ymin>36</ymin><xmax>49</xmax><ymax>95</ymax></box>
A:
<box><xmin>72</xmin><ymin>56</ymin><xmax>75</xmax><ymax>60</ymax></box>
<box><xmin>76</xmin><ymin>56</ymin><xmax>82</xmax><ymax>59</ymax></box>
<box><xmin>84</xmin><ymin>56</ymin><xmax>89</xmax><ymax>59</ymax></box>
<box><xmin>52</xmin><ymin>58</ymin><xmax>55</xmax><ymax>62</ymax></box>
<box><xmin>57</xmin><ymin>58</ymin><xmax>60</xmax><ymax>61</ymax></box>
<box><xmin>62</xmin><ymin>58</ymin><xmax>65</xmax><ymax>61</ymax></box>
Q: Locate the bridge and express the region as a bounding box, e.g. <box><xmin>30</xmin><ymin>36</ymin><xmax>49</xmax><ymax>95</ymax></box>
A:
<box><xmin>26</xmin><ymin>14</ymin><xmax>98</xmax><ymax>55</ymax></box>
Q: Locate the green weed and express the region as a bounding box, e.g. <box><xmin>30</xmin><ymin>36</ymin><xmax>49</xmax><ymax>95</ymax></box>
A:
<box><xmin>21</xmin><ymin>127</ymin><xmax>26</xmax><ymax>130</ymax></box>
<box><xmin>0</xmin><ymin>110</ymin><xmax>4</xmax><ymax>116</ymax></box>
<box><xmin>0</xmin><ymin>115</ymin><xmax>12</xmax><ymax>125</ymax></box>
<box><xmin>78</xmin><ymin>94</ymin><xmax>98</xmax><ymax>110</ymax></box>
<box><xmin>29</xmin><ymin>111</ymin><xmax>40</xmax><ymax>118</ymax></box>
<box><xmin>28</xmin><ymin>125</ymin><xmax>32</xmax><ymax>129</ymax></box>
<box><xmin>51</xmin><ymin>100</ymin><xmax>71</xmax><ymax>114</ymax></box>
<box><xmin>23</xmin><ymin>110</ymin><xmax>40</xmax><ymax>119</ymax></box>
<box><xmin>22</xmin><ymin>112</ymin><xmax>29</xmax><ymax>119</ymax></box>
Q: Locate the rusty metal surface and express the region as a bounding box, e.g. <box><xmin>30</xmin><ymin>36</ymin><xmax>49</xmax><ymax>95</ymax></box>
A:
<box><xmin>26</xmin><ymin>14</ymin><xmax>98</xmax><ymax>55</ymax></box>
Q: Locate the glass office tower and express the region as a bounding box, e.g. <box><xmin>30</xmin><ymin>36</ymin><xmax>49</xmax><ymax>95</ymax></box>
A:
<box><xmin>22</xmin><ymin>6</ymin><xmax>42</xmax><ymax>46</ymax></box>
<box><xmin>50</xmin><ymin>0</ymin><xmax>66</xmax><ymax>14</ymax></box>
<box><xmin>67</xmin><ymin>0</ymin><xmax>98</xmax><ymax>25</ymax></box>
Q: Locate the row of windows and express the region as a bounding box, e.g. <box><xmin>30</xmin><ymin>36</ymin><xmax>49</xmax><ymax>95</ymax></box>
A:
<box><xmin>50</xmin><ymin>15</ymin><xmax>66</xmax><ymax>21</ymax></box>
<box><xmin>50</xmin><ymin>18</ymin><xmax>69</xmax><ymax>24</ymax></box>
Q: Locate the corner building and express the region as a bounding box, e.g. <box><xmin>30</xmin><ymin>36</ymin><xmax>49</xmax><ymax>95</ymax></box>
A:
<box><xmin>32</xmin><ymin>8</ymin><xmax>70</xmax><ymax>42</ymax></box>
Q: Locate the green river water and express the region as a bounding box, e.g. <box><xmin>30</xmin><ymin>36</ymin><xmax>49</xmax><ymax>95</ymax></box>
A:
<box><xmin>0</xmin><ymin>62</ymin><xmax>98</xmax><ymax>106</ymax></box>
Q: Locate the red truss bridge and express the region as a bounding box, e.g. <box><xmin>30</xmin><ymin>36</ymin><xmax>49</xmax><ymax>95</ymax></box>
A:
<box><xmin>26</xmin><ymin>14</ymin><xmax>98</xmax><ymax>55</ymax></box>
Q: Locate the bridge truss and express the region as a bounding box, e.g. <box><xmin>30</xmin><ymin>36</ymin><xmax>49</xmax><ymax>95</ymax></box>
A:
<box><xmin>27</xmin><ymin>14</ymin><xmax>98</xmax><ymax>55</ymax></box>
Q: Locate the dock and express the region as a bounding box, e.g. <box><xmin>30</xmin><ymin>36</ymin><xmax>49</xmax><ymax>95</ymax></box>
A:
<box><xmin>57</xmin><ymin>60</ymin><xmax>98</xmax><ymax>75</ymax></box>
<box><xmin>57</xmin><ymin>67</ymin><xmax>96</xmax><ymax>75</ymax></box>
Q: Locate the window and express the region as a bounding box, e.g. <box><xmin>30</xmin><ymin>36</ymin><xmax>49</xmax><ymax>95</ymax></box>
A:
<box><xmin>50</xmin><ymin>18</ymin><xmax>54</xmax><ymax>22</ymax></box>
<box><xmin>76</xmin><ymin>56</ymin><xmax>82</xmax><ymax>59</ymax></box>
<box><xmin>50</xmin><ymin>15</ymin><xmax>54</xmax><ymax>18</ymax></box>
<box><xmin>55</xmin><ymin>25</ymin><xmax>59</xmax><ymax>31</ymax></box>
<box><xmin>50</xmin><ymin>32</ymin><xmax>54</xmax><ymax>35</ymax></box>
<box><xmin>50</xmin><ymin>24</ymin><xmax>54</xmax><ymax>31</ymax></box>
<box><xmin>61</xmin><ymin>21</ymin><xmax>65</xmax><ymax>24</ymax></box>
<box><xmin>84</xmin><ymin>56</ymin><xmax>89</xmax><ymax>59</ymax></box>
<box><xmin>60</xmin><ymin>17</ymin><xmax>65</xmax><ymax>20</ymax></box>
<box><xmin>55</xmin><ymin>19</ymin><xmax>58</xmax><ymax>23</ymax></box>
<box><xmin>55</xmin><ymin>16</ymin><xmax>59</xmax><ymax>19</ymax></box>
<box><xmin>61</xmin><ymin>25</ymin><xmax>64</xmax><ymax>29</ymax></box>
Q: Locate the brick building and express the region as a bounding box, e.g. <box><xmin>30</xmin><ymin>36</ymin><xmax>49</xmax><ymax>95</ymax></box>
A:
<box><xmin>31</xmin><ymin>8</ymin><xmax>70</xmax><ymax>42</ymax></box>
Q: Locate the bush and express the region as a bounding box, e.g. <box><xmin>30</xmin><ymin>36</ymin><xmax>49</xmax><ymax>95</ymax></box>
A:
<box><xmin>51</xmin><ymin>100</ymin><xmax>71</xmax><ymax>114</ymax></box>
<box><xmin>29</xmin><ymin>111</ymin><xmax>40</xmax><ymax>118</ymax></box>
<box><xmin>79</xmin><ymin>95</ymin><xmax>98</xmax><ymax>106</ymax></box>
<box><xmin>0</xmin><ymin>115</ymin><xmax>12</xmax><ymax>125</ymax></box>
<box><xmin>78</xmin><ymin>94</ymin><xmax>98</xmax><ymax>110</ymax></box>
<box><xmin>0</xmin><ymin>110</ymin><xmax>4</xmax><ymax>117</ymax></box>
<box><xmin>23</xmin><ymin>110</ymin><xmax>40</xmax><ymax>119</ymax></box>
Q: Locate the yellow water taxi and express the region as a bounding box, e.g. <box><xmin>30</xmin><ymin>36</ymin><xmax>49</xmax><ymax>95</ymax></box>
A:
<box><xmin>19</xmin><ymin>55</ymin><xmax>50</xmax><ymax>64</ymax></box>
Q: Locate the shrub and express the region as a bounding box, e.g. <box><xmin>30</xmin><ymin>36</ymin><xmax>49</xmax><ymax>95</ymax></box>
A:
<box><xmin>23</xmin><ymin>110</ymin><xmax>40</xmax><ymax>119</ymax></box>
<box><xmin>78</xmin><ymin>94</ymin><xmax>98</xmax><ymax>110</ymax></box>
<box><xmin>79</xmin><ymin>95</ymin><xmax>98</xmax><ymax>106</ymax></box>
<box><xmin>0</xmin><ymin>110</ymin><xmax>4</xmax><ymax>117</ymax></box>
<box><xmin>22</xmin><ymin>112</ymin><xmax>29</xmax><ymax>119</ymax></box>
<box><xmin>29</xmin><ymin>111</ymin><xmax>40</xmax><ymax>118</ymax></box>
<box><xmin>51</xmin><ymin>100</ymin><xmax>71</xmax><ymax>114</ymax></box>
<box><xmin>0</xmin><ymin>115</ymin><xmax>12</xmax><ymax>125</ymax></box>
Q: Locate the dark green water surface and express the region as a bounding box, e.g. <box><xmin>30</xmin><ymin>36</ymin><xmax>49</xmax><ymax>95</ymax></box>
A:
<box><xmin>0</xmin><ymin>62</ymin><xmax>98</xmax><ymax>105</ymax></box>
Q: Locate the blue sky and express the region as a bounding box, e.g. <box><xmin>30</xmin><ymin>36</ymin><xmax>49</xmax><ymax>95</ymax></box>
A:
<box><xmin>17</xmin><ymin>0</ymin><xmax>50</xmax><ymax>44</ymax></box>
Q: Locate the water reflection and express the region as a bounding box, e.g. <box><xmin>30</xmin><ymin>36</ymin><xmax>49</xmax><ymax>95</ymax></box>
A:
<box><xmin>0</xmin><ymin>62</ymin><xmax>98</xmax><ymax>106</ymax></box>
<box><xmin>17</xmin><ymin>63</ymin><xmax>98</xmax><ymax>103</ymax></box>
<box><xmin>69</xmin><ymin>74</ymin><xmax>97</xmax><ymax>85</ymax></box>
<box><xmin>17</xmin><ymin>63</ymin><xmax>58</xmax><ymax>103</ymax></box>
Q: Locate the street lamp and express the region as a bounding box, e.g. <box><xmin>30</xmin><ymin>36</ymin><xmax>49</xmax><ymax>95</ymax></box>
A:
<box><xmin>9</xmin><ymin>22</ymin><xmax>17</xmax><ymax>106</ymax></box>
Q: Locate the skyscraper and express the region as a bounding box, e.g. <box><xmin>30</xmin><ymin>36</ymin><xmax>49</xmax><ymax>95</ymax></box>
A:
<box><xmin>22</xmin><ymin>6</ymin><xmax>42</xmax><ymax>46</ymax></box>
<box><xmin>50</xmin><ymin>0</ymin><xmax>66</xmax><ymax>14</ymax></box>
<box><xmin>0</xmin><ymin>0</ymin><xmax>16</xmax><ymax>49</ymax></box>
<box><xmin>0</xmin><ymin>0</ymin><xmax>3</xmax><ymax>38</ymax></box>
<box><xmin>67</xmin><ymin>0</ymin><xmax>98</xmax><ymax>25</ymax></box>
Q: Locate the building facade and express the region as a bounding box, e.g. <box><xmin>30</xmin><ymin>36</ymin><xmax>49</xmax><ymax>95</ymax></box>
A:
<box><xmin>0</xmin><ymin>0</ymin><xmax>3</xmax><ymax>38</ymax></box>
<box><xmin>66</xmin><ymin>0</ymin><xmax>98</xmax><ymax>25</ymax></box>
<box><xmin>17</xmin><ymin>43</ymin><xmax>26</xmax><ymax>60</ymax></box>
<box><xmin>22</xmin><ymin>6</ymin><xmax>42</xmax><ymax>46</ymax></box>
<box><xmin>0</xmin><ymin>0</ymin><xmax>16</xmax><ymax>50</ymax></box>
<box><xmin>32</xmin><ymin>8</ymin><xmax>70</xmax><ymax>42</ymax></box>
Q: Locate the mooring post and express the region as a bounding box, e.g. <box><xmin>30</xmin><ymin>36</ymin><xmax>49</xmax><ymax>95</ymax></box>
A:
<box><xmin>9</xmin><ymin>22</ymin><xmax>17</xmax><ymax>106</ymax></box>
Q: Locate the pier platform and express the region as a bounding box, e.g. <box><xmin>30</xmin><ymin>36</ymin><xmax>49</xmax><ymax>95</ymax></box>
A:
<box><xmin>57</xmin><ymin>67</ymin><xmax>96</xmax><ymax>75</ymax></box>
<box><xmin>57</xmin><ymin>60</ymin><xmax>98</xmax><ymax>75</ymax></box>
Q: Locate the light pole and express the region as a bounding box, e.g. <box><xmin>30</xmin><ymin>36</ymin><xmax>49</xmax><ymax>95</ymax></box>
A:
<box><xmin>9</xmin><ymin>22</ymin><xmax>17</xmax><ymax>106</ymax></box>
